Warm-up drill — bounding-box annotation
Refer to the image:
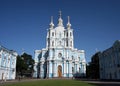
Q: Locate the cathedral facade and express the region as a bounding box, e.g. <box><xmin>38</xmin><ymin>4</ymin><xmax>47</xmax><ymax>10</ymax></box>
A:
<box><xmin>33</xmin><ymin>12</ymin><xmax>86</xmax><ymax>78</ymax></box>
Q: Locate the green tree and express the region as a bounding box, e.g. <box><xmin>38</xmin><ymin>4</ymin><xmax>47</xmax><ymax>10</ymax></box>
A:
<box><xmin>86</xmin><ymin>52</ymin><xmax>100</xmax><ymax>79</ymax></box>
<box><xmin>16</xmin><ymin>53</ymin><xmax>35</xmax><ymax>78</ymax></box>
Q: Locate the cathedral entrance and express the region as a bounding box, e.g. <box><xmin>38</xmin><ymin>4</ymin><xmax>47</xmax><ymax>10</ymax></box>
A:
<box><xmin>58</xmin><ymin>65</ymin><xmax>62</xmax><ymax>78</ymax></box>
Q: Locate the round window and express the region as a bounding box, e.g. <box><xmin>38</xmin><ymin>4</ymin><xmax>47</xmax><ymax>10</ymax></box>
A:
<box><xmin>58</xmin><ymin>53</ymin><xmax>62</xmax><ymax>58</ymax></box>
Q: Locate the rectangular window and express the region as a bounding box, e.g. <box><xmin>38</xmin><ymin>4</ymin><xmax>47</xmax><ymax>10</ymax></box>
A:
<box><xmin>66</xmin><ymin>40</ymin><xmax>68</xmax><ymax>47</ymax></box>
<box><xmin>52</xmin><ymin>41</ymin><xmax>54</xmax><ymax>47</ymax></box>
<box><xmin>66</xmin><ymin>32</ymin><xmax>68</xmax><ymax>37</ymax></box>
<box><xmin>70</xmin><ymin>32</ymin><xmax>72</xmax><ymax>36</ymax></box>
<box><xmin>70</xmin><ymin>41</ymin><xmax>72</xmax><ymax>47</ymax></box>
<box><xmin>52</xmin><ymin>32</ymin><xmax>54</xmax><ymax>36</ymax></box>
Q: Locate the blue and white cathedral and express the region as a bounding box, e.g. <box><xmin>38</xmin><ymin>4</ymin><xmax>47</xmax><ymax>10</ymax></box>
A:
<box><xmin>33</xmin><ymin>12</ymin><xmax>86</xmax><ymax>78</ymax></box>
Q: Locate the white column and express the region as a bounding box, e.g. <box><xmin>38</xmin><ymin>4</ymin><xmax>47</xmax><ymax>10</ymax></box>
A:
<box><xmin>63</xmin><ymin>61</ymin><xmax>66</xmax><ymax>77</ymax></box>
<box><xmin>67</xmin><ymin>50</ymin><xmax>68</xmax><ymax>59</ymax></box>
<box><xmin>47</xmin><ymin>61</ymin><xmax>49</xmax><ymax>78</ymax></box>
<box><xmin>65</xmin><ymin>39</ymin><xmax>66</xmax><ymax>48</ymax></box>
<box><xmin>53</xmin><ymin>61</ymin><xmax>57</xmax><ymax>77</ymax></box>
<box><xmin>75</xmin><ymin>63</ymin><xmax>77</xmax><ymax>73</ymax></box>
<box><xmin>52</xmin><ymin>61</ymin><xmax>54</xmax><ymax>77</ymax></box>
<box><xmin>69</xmin><ymin>61</ymin><xmax>72</xmax><ymax>78</ymax></box>
<box><xmin>76</xmin><ymin>63</ymin><xmax>79</xmax><ymax>72</ymax></box>
<box><xmin>66</xmin><ymin>62</ymin><xmax>68</xmax><ymax>77</ymax></box>
<box><xmin>40</xmin><ymin>62</ymin><xmax>44</xmax><ymax>78</ymax></box>
<box><xmin>53</xmin><ymin>61</ymin><xmax>55</xmax><ymax>77</ymax></box>
<box><xmin>49</xmin><ymin>61</ymin><xmax>52</xmax><ymax>78</ymax></box>
<box><xmin>83</xmin><ymin>63</ymin><xmax>86</xmax><ymax>74</ymax></box>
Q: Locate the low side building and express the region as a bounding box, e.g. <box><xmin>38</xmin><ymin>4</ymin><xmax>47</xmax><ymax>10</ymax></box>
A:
<box><xmin>0</xmin><ymin>45</ymin><xmax>17</xmax><ymax>80</ymax></box>
<box><xmin>99</xmin><ymin>40</ymin><xmax>120</xmax><ymax>80</ymax></box>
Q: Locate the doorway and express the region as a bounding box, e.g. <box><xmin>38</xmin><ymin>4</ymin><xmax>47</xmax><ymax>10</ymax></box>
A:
<box><xmin>58</xmin><ymin>65</ymin><xmax>62</xmax><ymax>78</ymax></box>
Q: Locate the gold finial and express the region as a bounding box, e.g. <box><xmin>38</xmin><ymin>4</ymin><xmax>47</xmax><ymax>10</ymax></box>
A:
<box><xmin>59</xmin><ymin>10</ymin><xmax>62</xmax><ymax>18</ymax></box>
<box><xmin>49</xmin><ymin>16</ymin><xmax>54</xmax><ymax>28</ymax></box>
<box><xmin>51</xmin><ymin>16</ymin><xmax>53</xmax><ymax>23</ymax></box>
<box><xmin>67</xmin><ymin>16</ymin><xmax>71</xmax><ymax>28</ymax></box>
<box><xmin>58</xmin><ymin>10</ymin><xmax>63</xmax><ymax>26</ymax></box>
<box><xmin>68</xmin><ymin>16</ymin><xmax>70</xmax><ymax>23</ymax></box>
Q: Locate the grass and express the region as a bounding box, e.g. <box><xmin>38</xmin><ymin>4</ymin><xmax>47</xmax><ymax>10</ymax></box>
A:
<box><xmin>1</xmin><ymin>79</ymin><xmax>96</xmax><ymax>86</ymax></box>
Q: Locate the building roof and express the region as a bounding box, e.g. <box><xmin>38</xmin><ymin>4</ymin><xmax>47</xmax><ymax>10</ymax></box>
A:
<box><xmin>0</xmin><ymin>45</ymin><xmax>17</xmax><ymax>55</ymax></box>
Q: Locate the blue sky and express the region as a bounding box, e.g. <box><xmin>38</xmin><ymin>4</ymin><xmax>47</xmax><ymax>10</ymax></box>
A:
<box><xmin>0</xmin><ymin>0</ymin><xmax>120</xmax><ymax>62</ymax></box>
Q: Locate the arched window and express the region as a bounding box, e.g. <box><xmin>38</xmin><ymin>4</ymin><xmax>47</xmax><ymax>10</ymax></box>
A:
<box><xmin>52</xmin><ymin>32</ymin><xmax>54</xmax><ymax>36</ymax></box>
<box><xmin>66</xmin><ymin>32</ymin><xmax>68</xmax><ymax>37</ymax></box>
<box><xmin>70</xmin><ymin>41</ymin><xmax>72</xmax><ymax>47</ymax></box>
<box><xmin>52</xmin><ymin>41</ymin><xmax>54</xmax><ymax>47</ymax></box>
<box><xmin>72</xmin><ymin>56</ymin><xmax>74</xmax><ymax>60</ymax></box>
<box><xmin>66</xmin><ymin>40</ymin><xmax>68</xmax><ymax>47</ymax></box>
<box><xmin>72</xmin><ymin>67</ymin><xmax>74</xmax><ymax>74</ymax></box>
<box><xmin>70</xmin><ymin>32</ymin><xmax>72</xmax><ymax>36</ymax></box>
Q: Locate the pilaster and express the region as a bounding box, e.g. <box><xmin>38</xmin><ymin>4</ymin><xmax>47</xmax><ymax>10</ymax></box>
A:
<box><xmin>63</xmin><ymin>61</ymin><xmax>66</xmax><ymax>77</ymax></box>
<box><xmin>53</xmin><ymin>61</ymin><xmax>57</xmax><ymax>77</ymax></box>
<box><xmin>48</xmin><ymin>61</ymin><xmax>53</xmax><ymax>78</ymax></box>
<box><xmin>40</xmin><ymin>61</ymin><xmax>44</xmax><ymax>78</ymax></box>
<box><xmin>46</xmin><ymin>61</ymin><xmax>49</xmax><ymax>78</ymax></box>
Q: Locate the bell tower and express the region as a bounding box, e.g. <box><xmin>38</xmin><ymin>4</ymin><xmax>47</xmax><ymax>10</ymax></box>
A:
<box><xmin>46</xmin><ymin>16</ymin><xmax>55</xmax><ymax>48</ymax></box>
<box><xmin>66</xmin><ymin>16</ymin><xmax>74</xmax><ymax>49</ymax></box>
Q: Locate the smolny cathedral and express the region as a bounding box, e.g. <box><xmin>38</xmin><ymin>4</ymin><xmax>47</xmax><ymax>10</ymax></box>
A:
<box><xmin>33</xmin><ymin>12</ymin><xmax>86</xmax><ymax>78</ymax></box>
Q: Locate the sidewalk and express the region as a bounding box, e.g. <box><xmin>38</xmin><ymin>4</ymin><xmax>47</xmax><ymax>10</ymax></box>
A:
<box><xmin>0</xmin><ymin>78</ymin><xmax>41</xmax><ymax>84</ymax></box>
<box><xmin>80</xmin><ymin>80</ymin><xmax>120</xmax><ymax>86</ymax></box>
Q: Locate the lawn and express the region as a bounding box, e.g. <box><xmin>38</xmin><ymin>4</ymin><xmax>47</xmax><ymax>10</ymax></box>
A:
<box><xmin>1</xmin><ymin>79</ymin><xmax>96</xmax><ymax>86</ymax></box>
